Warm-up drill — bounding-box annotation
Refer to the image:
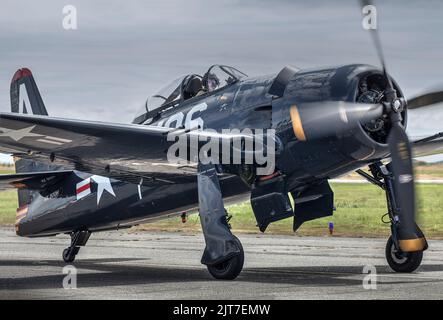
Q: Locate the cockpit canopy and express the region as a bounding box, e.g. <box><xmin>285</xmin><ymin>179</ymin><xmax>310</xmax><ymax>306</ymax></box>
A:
<box><xmin>133</xmin><ymin>65</ymin><xmax>247</xmax><ymax>124</ymax></box>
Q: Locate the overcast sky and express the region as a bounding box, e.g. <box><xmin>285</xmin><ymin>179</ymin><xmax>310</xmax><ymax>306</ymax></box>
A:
<box><xmin>0</xmin><ymin>0</ymin><xmax>442</xmax><ymax>162</ymax></box>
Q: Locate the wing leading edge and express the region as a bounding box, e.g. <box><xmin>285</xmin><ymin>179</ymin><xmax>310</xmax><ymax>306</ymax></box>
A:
<box><xmin>412</xmin><ymin>132</ymin><xmax>443</xmax><ymax>158</ymax></box>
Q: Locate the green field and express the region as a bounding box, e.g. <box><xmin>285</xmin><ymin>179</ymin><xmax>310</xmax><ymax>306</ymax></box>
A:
<box><xmin>0</xmin><ymin>162</ymin><xmax>442</xmax><ymax>238</ymax></box>
<box><xmin>137</xmin><ymin>183</ymin><xmax>443</xmax><ymax>238</ymax></box>
<box><xmin>0</xmin><ymin>164</ymin><xmax>14</xmax><ymax>174</ymax></box>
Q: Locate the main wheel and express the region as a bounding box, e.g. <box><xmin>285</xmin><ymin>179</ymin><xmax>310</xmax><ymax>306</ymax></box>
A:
<box><xmin>207</xmin><ymin>237</ymin><xmax>244</xmax><ymax>280</ymax></box>
<box><xmin>385</xmin><ymin>235</ymin><xmax>423</xmax><ymax>273</ymax></box>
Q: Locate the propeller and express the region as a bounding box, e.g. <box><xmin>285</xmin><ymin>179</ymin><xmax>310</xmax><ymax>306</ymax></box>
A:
<box><xmin>290</xmin><ymin>0</ymin><xmax>429</xmax><ymax>252</ymax></box>
<box><xmin>361</xmin><ymin>0</ymin><xmax>425</xmax><ymax>252</ymax></box>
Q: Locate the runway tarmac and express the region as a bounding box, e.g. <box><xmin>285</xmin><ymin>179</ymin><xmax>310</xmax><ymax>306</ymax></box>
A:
<box><xmin>0</xmin><ymin>227</ymin><xmax>442</xmax><ymax>300</ymax></box>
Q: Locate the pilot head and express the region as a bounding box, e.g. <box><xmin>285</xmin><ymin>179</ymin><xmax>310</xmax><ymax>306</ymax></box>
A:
<box><xmin>204</xmin><ymin>73</ymin><xmax>220</xmax><ymax>92</ymax></box>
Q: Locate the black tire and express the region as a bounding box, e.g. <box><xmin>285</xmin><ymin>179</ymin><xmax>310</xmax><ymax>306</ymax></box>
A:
<box><xmin>207</xmin><ymin>237</ymin><xmax>244</xmax><ymax>280</ymax></box>
<box><xmin>62</xmin><ymin>248</ymin><xmax>76</xmax><ymax>263</ymax></box>
<box><xmin>385</xmin><ymin>235</ymin><xmax>423</xmax><ymax>273</ymax></box>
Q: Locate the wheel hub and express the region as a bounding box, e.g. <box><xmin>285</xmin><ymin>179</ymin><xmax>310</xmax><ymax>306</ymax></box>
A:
<box><xmin>390</xmin><ymin>243</ymin><xmax>408</xmax><ymax>264</ymax></box>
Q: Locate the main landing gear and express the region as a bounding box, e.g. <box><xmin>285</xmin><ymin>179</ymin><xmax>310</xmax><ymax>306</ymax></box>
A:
<box><xmin>197</xmin><ymin>163</ymin><xmax>244</xmax><ymax>280</ymax></box>
<box><xmin>62</xmin><ymin>230</ymin><xmax>91</xmax><ymax>263</ymax></box>
<box><xmin>357</xmin><ymin>162</ymin><xmax>427</xmax><ymax>273</ymax></box>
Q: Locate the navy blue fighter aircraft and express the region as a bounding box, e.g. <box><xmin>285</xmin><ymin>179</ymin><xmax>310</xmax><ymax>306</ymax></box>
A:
<box><xmin>1</xmin><ymin>9</ymin><xmax>443</xmax><ymax>279</ymax></box>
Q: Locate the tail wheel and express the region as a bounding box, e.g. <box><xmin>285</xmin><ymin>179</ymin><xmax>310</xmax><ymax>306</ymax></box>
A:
<box><xmin>207</xmin><ymin>236</ymin><xmax>244</xmax><ymax>280</ymax></box>
<box><xmin>385</xmin><ymin>235</ymin><xmax>423</xmax><ymax>273</ymax></box>
<box><xmin>62</xmin><ymin>247</ymin><xmax>79</xmax><ymax>263</ymax></box>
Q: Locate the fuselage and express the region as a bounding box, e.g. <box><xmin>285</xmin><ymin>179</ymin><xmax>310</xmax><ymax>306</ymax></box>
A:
<box><xmin>17</xmin><ymin>64</ymin><xmax>404</xmax><ymax>237</ymax></box>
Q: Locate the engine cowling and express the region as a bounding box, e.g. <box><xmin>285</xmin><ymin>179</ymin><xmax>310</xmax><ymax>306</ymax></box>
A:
<box><xmin>272</xmin><ymin>64</ymin><xmax>406</xmax><ymax>182</ymax></box>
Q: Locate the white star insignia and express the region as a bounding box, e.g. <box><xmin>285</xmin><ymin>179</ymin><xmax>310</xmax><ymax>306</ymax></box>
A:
<box><xmin>0</xmin><ymin>125</ymin><xmax>43</xmax><ymax>141</ymax></box>
<box><xmin>91</xmin><ymin>175</ymin><xmax>116</xmax><ymax>205</ymax></box>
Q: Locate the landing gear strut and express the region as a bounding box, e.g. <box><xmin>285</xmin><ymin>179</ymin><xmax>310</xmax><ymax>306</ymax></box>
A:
<box><xmin>62</xmin><ymin>230</ymin><xmax>91</xmax><ymax>263</ymax></box>
<box><xmin>357</xmin><ymin>162</ymin><xmax>427</xmax><ymax>273</ymax></box>
<box><xmin>197</xmin><ymin>163</ymin><xmax>244</xmax><ymax>280</ymax></box>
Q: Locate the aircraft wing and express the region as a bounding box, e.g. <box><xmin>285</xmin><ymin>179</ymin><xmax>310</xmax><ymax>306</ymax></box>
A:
<box><xmin>0</xmin><ymin>113</ymin><xmax>252</xmax><ymax>185</ymax></box>
<box><xmin>412</xmin><ymin>132</ymin><xmax>443</xmax><ymax>158</ymax></box>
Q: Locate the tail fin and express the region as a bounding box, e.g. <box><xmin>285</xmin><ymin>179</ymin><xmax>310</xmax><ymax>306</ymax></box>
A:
<box><xmin>10</xmin><ymin>68</ymin><xmax>48</xmax><ymax>115</ymax></box>
<box><xmin>8</xmin><ymin>65</ymin><xmax>62</xmax><ymax>193</ymax></box>
<box><xmin>10</xmin><ymin>68</ymin><xmax>50</xmax><ymax>207</ymax></box>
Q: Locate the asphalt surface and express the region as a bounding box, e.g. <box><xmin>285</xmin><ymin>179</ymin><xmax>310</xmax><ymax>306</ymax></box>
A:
<box><xmin>0</xmin><ymin>227</ymin><xmax>442</xmax><ymax>299</ymax></box>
